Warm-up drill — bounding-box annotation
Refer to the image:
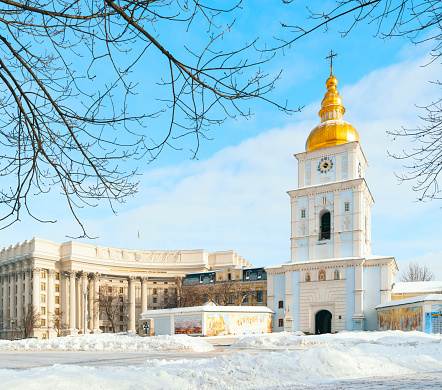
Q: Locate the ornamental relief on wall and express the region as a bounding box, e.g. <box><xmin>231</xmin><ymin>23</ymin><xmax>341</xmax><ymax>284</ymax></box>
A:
<box><xmin>95</xmin><ymin>248</ymin><xmax>181</xmax><ymax>263</ymax></box>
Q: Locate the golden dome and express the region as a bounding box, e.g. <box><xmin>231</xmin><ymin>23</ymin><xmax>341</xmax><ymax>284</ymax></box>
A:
<box><xmin>305</xmin><ymin>69</ymin><xmax>359</xmax><ymax>152</ymax></box>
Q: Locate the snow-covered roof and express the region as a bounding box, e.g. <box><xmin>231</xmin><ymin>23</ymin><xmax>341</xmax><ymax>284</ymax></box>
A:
<box><xmin>185</xmin><ymin>266</ymin><xmax>265</xmax><ymax>276</ymax></box>
<box><xmin>376</xmin><ymin>294</ymin><xmax>442</xmax><ymax>309</ymax></box>
<box><xmin>141</xmin><ymin>302</ymin><xmax>273</xmax><ymax>317</ymax></box>
<box><xmin>392</xmin><ymin>281</ymin><xmax>442</xmax><ymax>294</ymax></box>
<box><xmin>266</xmin><ymin>254</ymin><xmax>394</xmax><ymax>269</ymax></box>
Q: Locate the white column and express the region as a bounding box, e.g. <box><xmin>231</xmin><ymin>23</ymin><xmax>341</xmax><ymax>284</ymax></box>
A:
<box><xmin>61</xmin><ymin>273</ymin><xmax>69</xmax><ymax>327</ymax></box>
<box><xmin>24</xmin><ymin>270</ymin><xmax>31</xmax><ymax>310</ymax></box>
<box><xmin>47</xmin><ymin>270</ymin><xmax>55</xmax><ymax>329</ymax></box>
<box><xmin>2</xmin><ymin>274</ymin><xmax>8</xmax><ymax>328</ymax></box>
<box><xmin>141</xmin><ymin>277</ymin><xmax>148</xmax><ymax>314</ymax></box>
<box><xmin>32</xmin><ymin>268</ymin><xmax>40</xmax><ymax>313</ymax></box>
<box><xmin>68</xmin><ymin>271</ymin><xmax>76</xmax><ymax>330</ymax></box>
<box><xmin>284</xmin><ymin>271</ymin><xmax>293</xmax><ymax>332</ymax></box>
<box><xmin>353</xmin><ymin>261</ymin><xmax>365</xmax><ymax>330</ymax></box>
<box><xmin>93</xmin><ymin>273</ymin><xmax>100</xmax><ymax>332</ymax></box>
<box><xmin>79</xmin><ymin>272</ymin><xmax>87</xmax><ymax>333</ymax></box>
<box><xmin>16</xmin><ymin>272</ymin><xmax>23</xmax><ymax>326</ymax></box>
<box><xmin>88</xmin><ymin>276</ymin><xmax>93</xmax><ymax>331</ymax></box>
<box><xmin>75</xmin><ymin>274</ymin><xmax>81</xmax><ymax>330</ymax></box>
<box><xmin>128</xmin><ymin>276</ymin><xmax>136</xmax><ymax>333</ymax></box>
<box><xmin>9</xmin><ymin>272</ymin><xmax>15</xmax><ymax>323</ymax></box>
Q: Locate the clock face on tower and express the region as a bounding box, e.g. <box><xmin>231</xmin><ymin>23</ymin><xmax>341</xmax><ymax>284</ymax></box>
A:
<box><xmin>318</xmin><ymin>157</ymin><xmax>333</xmax><ymax>174</ymax></box>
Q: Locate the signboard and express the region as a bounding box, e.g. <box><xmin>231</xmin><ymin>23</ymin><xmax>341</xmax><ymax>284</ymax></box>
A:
<box><xmin>174</xmin><ymin>316</ymin><xmax>202</xmax><ymax>334</ymax></box>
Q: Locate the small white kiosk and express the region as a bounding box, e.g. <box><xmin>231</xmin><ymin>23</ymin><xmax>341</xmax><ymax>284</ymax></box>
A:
<box><xmin>140</xmin><ymin>302</ymin><xmax>273</xmax><ymax>336</ymax></box>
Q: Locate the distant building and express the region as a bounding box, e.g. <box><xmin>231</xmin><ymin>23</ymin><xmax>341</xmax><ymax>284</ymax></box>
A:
<box><xmin>183</xmin><ymin>266</ymin><xmax>267</xmax><ymax>306</ymax></box>
<box><xmin>0</xmin><ymin>238</ymin><xmax>251</xmax><ymax>339</ymax></box>
<box><xmin>391</xmin><ymin>281</ymin><xmax>442</xmax><ymax>300</ymax></box>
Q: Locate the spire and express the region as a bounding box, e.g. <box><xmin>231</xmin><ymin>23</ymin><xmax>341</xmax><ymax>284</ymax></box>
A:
<box><xmin>319</xmin><ymin>58</ymin><xmax>345</xmax><ymax>123</ymax></box>
<box><xmin>304</xmin><ymin>53</ymin><xmax>359</xmax><ymax>152</ymax></box>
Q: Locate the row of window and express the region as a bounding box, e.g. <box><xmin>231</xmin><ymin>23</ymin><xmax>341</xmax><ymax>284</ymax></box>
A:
<box><xmin>199</xmin><ymin>270</ymin><xmax>263</xmax><ymax>283</ymax></box>
<box><xmin>40</xmin><ymin>271</ymin><xmax>60</xmax><ymax>280</ymax></box>
<box><xmin>299</xmin><ymin>201</ymin><xmax>350</xmax><ymax>220</ymax></box>
<box><xmin>40</xmin><ymin>307</ymin><xmax>60</xmax><ymax>316</ymax></box>
<box><xmin>304</xmin><ymin>269</ymin><xmax>340</xmax><ymax>282</ymax></box>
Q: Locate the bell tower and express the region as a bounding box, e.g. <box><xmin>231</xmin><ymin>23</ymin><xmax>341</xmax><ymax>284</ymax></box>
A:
<box><xmin>288</xmin><ymin>64</ymin><xmax>373</xmax><ymax>262</ymax></box>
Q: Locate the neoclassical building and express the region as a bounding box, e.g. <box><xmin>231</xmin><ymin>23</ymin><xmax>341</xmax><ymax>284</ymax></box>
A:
<box><xmin>0</xmin><ymin>238</ymin><xmax>250</xmax><ymax>339</ymax></box>
<box><xmin>266</xmin><ymin>67</ymin><xmax>398</xmax><ymax>334</ymax></box>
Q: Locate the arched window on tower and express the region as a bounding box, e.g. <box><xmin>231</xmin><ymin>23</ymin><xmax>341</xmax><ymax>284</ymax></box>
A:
<box><xmin>334</xmin><ymin>270</ymin><xmax>340</xmax><ymax>280</ymax></box>
<box><xmin>319</xmin><ymin>210</ymin><xmax>331</xmax><ymax>240</ymax></box>
<box><xmin>318</xmin><ymin>269</ymin><xmax>326</xmax><ymax>281</ymax></box>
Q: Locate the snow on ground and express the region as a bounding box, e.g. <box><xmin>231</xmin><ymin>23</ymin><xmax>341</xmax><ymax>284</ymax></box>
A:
<box><xmin>1</xmin><ymin>331</ymin><xmax>442</xmax><ymax>389</ymax></box>
<box><xmin>232</xmin><ymin>329</ymin><xmax>442</xmax><ymax>349</ymax></box>
<box><xmin>0</xmin><ymin>333</ymin><xmax>214</xmax><ymax>352</ymax></box>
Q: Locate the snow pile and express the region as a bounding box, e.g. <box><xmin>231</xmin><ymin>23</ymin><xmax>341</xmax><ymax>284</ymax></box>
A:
<box><xmin>232</xmin><ymin>330</ymin><xmax>442</xmax><ymax>349</ymax></box>
<box><xmin>2</xmin><ymin>339</ymin><xmax>442</xmax><ymax>389</ymax></box>
<box><xmin>0</xmin><ymin>333</ymin><xmax>214</xmax><ymax>352</ymax></box>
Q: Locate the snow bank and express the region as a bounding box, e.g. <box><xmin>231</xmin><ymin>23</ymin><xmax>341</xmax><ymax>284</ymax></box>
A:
<box><xmin>2</xmin><ymin>340</ymin><xmax>442</xmax><ymax>389</ymax></box>
<box><xmin>0</xmin><ymin>333</ymin><xmax>214</xmax><ymax>352</ymax></box>
<box><xmin>232</xmin><ymin>330</ymin><xmax>442</xmax><ymax>349</ymax></box>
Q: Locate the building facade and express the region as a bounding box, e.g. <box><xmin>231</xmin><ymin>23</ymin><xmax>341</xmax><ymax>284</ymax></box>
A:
<box><xmin>266</xmin><ymin>68</ymin><xmax>398</xmax><ymax>334</ymax></box>
<box><xmin>183</xmin><ymin>266</ymin><xmax>267</xmax><ymax>306</ymax></box>
<box><xmin>0</xmin><ymin>238</ymin><xmax>251</xmax><ymax>339</ymax></box>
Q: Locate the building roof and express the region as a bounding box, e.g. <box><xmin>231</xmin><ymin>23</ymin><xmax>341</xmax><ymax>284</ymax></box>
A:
<box><xmin>265</xmin><ymin>254</ymin><xmax>394</xmax><ymax>269</ymax></box>
<box><xmin>141</xmin><ymin>302</ymin><xmax>274</xmax><ymax>316</ymax></box>
<box><xmin>376</xmin><ymin>294</ymin><xmax>442</xmax><ymax>310</ymax></box>
<box><xmin>392</xmin><ymin>281</ymin><xmax>442</xmax><ymax>294</ymax></box>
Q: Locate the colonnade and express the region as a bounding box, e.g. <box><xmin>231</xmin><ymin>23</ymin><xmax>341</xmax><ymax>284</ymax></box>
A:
<box><xmin>0</xmin><ymin>263</ymin><xmax>168</xmax><ymax>337</ymax></box>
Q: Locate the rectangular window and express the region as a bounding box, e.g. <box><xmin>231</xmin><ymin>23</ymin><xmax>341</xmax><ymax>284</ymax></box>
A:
<box><xmin>120</xmin><ymin>315</ymin><xmax>124</xmax><ymax>322</ymax></box>
<box><xmin>41</xmin><ymin>307</ymin><xmax>46</xmax><ymax>315</ymax></box>
<box><xmin>41</xmin><ymin>295</ymin><xmax>46</xmax><ymax>303</ymax></box>
<box><xmin>55</xmin><ymin>296</ymin><xmax>59</xmax><ymax>304</ymax></box>
<box><xmin>153</xmin><ymin>297</ymin><xmax>157</xmax><ymax>304</ymax></box>
<box><xmin>55</xmin><ymin>285</ymin><xmax>60</xmax><ymax>293</ymax></box>
<box><xmin>278</xmin><ymin>319</ymin><xmax>284</xmax><ymax>327</ymax></box>
<box><xmin>55</xmin><ymin>308</ymin><xmax>60</xmax><ymax>315</ymax></box>
<box><xmin>257</xmin><ymin>291</ymin><xmax>263</xmax><ymax>303</ymax></box>
<box><xmin>120</xmin><ymin>306</ymin><xmax>124</xmax><ymax>312</ymax></box>
<box><xmin>229</xmin><ymin>294</ymin><xmax>235</xmax><ymax>304</ymax></box>
<box><xmin>41</xmin><ymin>282</ymin><xmax>46</xmax><ymax>291</ymax></box>
<box><xmin>199</xmin><ymin>275</ymin><xmax>203</xmax><ymax>283</ymax></box>
<box><xmin>344</xmin><ymin>202</ymin><xmax>350</xmax><ymax>212</ymax></box>
<box><xmin>245</xmin><ymin>271</ymin><xmax>250</xmax><ymax>279</ymax></box>
<box><xmin>164</xmin><ymin>289</ymin><xmax>168</xmax><ymax>295</ymax></box>
<box><xmin>278</xmin><ymin>300</ymin><xmax>284</xmax><ymax>309</ymax></box>
<box><xmin>55</xmin><ymin>273</ymin><xmax>59</xmax><ymax>281</ymax></box>
<box><xmin>243</xmin><ymin>295</ymin><xmax>248</xmax><ymax>303</ymax></box>
<box><xmin>164</xmin><ymin>297</ymin><xmax>168</xmax><ymax>305</ymax></box>
<box><xmin>258</xmin><ymin>270</ymin><xmax>262</xmax><ymax>279</ymax></box>
<box><xmin>301</xmin><ymin>209</ymin><xmax>306</xmax><ymax>219</ymax></box>
<box><xmin>41</xmin><ymin>270</ymin><xmax>46</xmax><ymax>279</ymax></box>
<box><xmin>41</xmin><ymin>319</ymin><xmax>46</xmax><ymax>327</ymax></box>
<box><xmin>210</xmin><ymin>274</ymin><xmax>215</xmax><ymax>283</ymax></box>
<box><xmin>153</xmin><ymin>288</ymin><xmax>157</xmax><ymax>295</ymax></box>
<box><xmin>108</xmin><ymin>287</ymin><xmax>112</xmax><ymax>293</ymax></box>
<box><xmin>119</xmin><ymin>297</ymin><xmax>124</xmax><ymax>303</ymax></box>
<box><xmin>119</xmin><ymin>287</ymin><xmax>124</xmax><ymax>294</ymax></box>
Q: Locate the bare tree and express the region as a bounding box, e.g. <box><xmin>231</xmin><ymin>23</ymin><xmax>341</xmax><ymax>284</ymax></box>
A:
<box><xmin>400</xmin><ymin>261</ymin><xmax>435</xmax><ymax>282</ymax></box>
<box><xmin>0</xmin><ymin>0</ymin><xmax>298</xmax><ymax>237</ymax></box>
<box><xmin>22</xmin><ymin>304</ymin><xmax>41</xmax><ymax>339</ymax></box>
<box><xmin>50</xmin><ymin>311</ymin><xmax>68</xmax><ymax>337</ymax></box>
<box><xmin>96</xmin><ymin>283</ymin><xmax>128</xmax><ymax>333</ymax></box>
<box><xmin>278</xmin><ymin>0</ymin><xmax>442</xmax><ymax>201</ymax></box>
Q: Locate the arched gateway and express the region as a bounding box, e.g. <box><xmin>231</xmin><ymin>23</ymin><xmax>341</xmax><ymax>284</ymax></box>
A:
<box><xmin>315</xmin><ymin>310</ymin><xmax>332</xmax><ymax>334</ymax></box>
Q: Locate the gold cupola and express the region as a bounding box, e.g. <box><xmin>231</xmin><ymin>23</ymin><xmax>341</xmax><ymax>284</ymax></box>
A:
<box><xmin>305</xmin><ymin>68</ymin><xmax>359</xmax><ymax>151</ymax></box>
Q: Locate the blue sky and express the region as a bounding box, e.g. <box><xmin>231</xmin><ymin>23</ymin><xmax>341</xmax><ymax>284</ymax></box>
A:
<box><xmin>2</xmin><ymin>2</ymin><xmax>441</xmax><ymax>280</ymax></box>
